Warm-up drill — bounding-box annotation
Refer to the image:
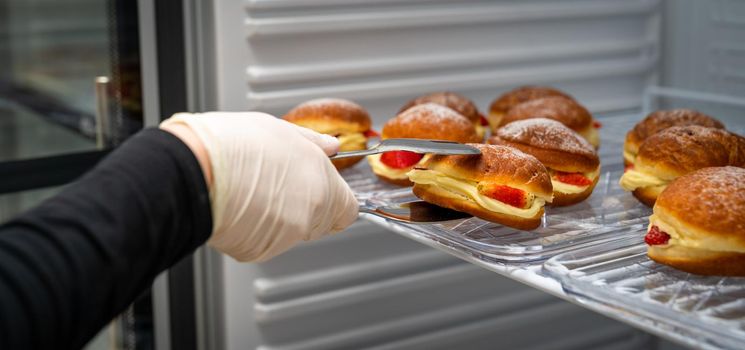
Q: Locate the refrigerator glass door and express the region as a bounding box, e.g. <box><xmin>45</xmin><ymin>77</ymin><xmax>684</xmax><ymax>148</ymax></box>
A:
<box><xmin>0</xmin><ymin>0</ymin><xmax>142</xmax><ymax>162</ymax></box>
<box><xmin>0</xmin><ymin>1</ymin><xmax>150</xmax><ymax>349</ymax></box>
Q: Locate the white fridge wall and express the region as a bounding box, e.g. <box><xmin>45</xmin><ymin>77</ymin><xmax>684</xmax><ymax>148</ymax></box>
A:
<box><xmin>203</xmin><ymin>0</ymin><xmax>675</xmax><ymax>349</ymax></box>
<box><xmin>218</xmin><ymin>223</ymin><xmax>653</xmax><ymax>350</ymax></box>
<box><xmin>213</xmin><ymin>0</ymin><xmax>662</xmax><ymax>122</ymax></box>
<box><xmin>663</xmin><ymin>0</ymin><xmax>745</xmax><ymax>97</ymax></box>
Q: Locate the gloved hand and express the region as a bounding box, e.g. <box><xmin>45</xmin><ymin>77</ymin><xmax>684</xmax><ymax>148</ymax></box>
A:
<box><xmin>160</xmin><ymin>112</ymin><xmax>359</xmax><ymax>262</ymax></box>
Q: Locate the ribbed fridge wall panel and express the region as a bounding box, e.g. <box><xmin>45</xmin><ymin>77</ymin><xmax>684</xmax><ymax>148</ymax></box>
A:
<box><xmin>255</xmin><ymin>264</ymin><xmax>544</xmax><ymax>341</ymax></box>
<box><xmin>243</xmin><ymin>0</ymin><xmax>656</xmax><ymax>37</ymax></box>
<box><xmin>245</xmin><ymin>17</ymin><xmax>651</xmax><ymax>67</ymax></box>
<box><xmin>247</xmin><ymin>61</ymin><xmax>654</xmax><ymax>119</ymax></box>
<box><xmin>363</xmin><ymin>302</ymin><xmax>653</xmax><ymax>350</ymax></box>
<box><xmin>246</xmin><ymin>39</ymin><xmax>656</xmax><ymax>85</ymax></box>
<box><xmin>211</xmin><ymin>0</ymin><xmax>662</xmax><ymax>113</ymax></box>
<box><xmin>254</xmin><ymin>249</ymin><xmax>457</xmax><ymax>304</ymax></box>
<box><xmin>256</xmin><ymin>267</ymin><xmax>548</xmax><ymax>344</ymax></box>
<box><xmin>207</xmin><ymin>0</ymin><xmax>663</xmax><ymax>349</ymax></box>
<box><xmin>238</xmin><ymin>0</ymin><xmax>661</xmax><ymax>117</ymax></box>
<box><xmin>219</xmin><ymin>224</ymin><xmax>655</xmax><ymax>349</ymax></box>
<box><xmin>244</xmin><ymin>0</ymin><xmax>448</xmax><ymax>11</ymax></box>
<box><xmin>259</xmin><ymin>300</ymin><xmax>652</xmax><ymax>350</ymax></box>
<box><xmin>251</xmin><ymin>222</ymin><xmax>459</xmax><ymax>297</ymax></box>
<box><xmin>246</xmin><ymin>57</ymin><xmax>657</xmax><ymax>113</ymax></box>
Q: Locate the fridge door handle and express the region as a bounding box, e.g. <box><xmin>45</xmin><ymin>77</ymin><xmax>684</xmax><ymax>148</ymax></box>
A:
<box><xmin>94</xmin><ymin>76</ymin><xmax>112</xmax><ymax>149</ymax></box>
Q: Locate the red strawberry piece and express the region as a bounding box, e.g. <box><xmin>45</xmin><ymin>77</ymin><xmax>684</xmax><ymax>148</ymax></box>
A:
<box><xmin>363</xmin><ymin>129</ymin><xmax>380</xmax><ymax>138</ymax></box>
<box><xmin>593</xmin><ymin>121</ymin><xmax>602</xmax><ymax>129</ymax></box>
<box><xmin>554</xmin><ymin>172</ymin><xmax>593</xmax><ymax>186</ymax></box>
<box><xmin>480</xmin><ymin>185</ymin><xmax>526</xmax><ymax>208</ymax></box>
<box><xmin>380</xmin><ymin>151</ymin><xmax>424</xmax><ymax>169</ymax></box>
<box><xmin>479</xmin><ymin>115</ymin><xmax>489</xmax><ymax>126</ymax></box>
<box><xmin>645</xmin><ymin>226</ymin><xmax>670</xmax><ymax>246</ymax></box>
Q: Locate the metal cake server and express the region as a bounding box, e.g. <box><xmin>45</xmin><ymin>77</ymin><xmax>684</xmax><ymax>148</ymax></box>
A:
<box><xmin>359</xmin><ymin>200</ymin><xmax>472</xmax><ymax>223</ymax></box>
<box><xmin>330</xmin><ymin>139</ymin><xmax>480</xmax><ymax>160</ymax></box>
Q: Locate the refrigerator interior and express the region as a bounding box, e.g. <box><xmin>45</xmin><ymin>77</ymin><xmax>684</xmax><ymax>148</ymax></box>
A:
<box><xmin>186</xmin><ymin>0</ymin><xmax>745</xmax><ymax>349</ymax></box>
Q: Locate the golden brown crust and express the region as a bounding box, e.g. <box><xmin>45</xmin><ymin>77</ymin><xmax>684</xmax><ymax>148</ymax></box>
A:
<box><xmin>624</xmin><ymin>109</ymin><xmax>724</xmax><ymax>156</ymax></box>
<box><xmin>488</xmin><ymin>118</ymin><xmax>599</xmax><ymax>173</ymax></box>
<box><xmin>648</xmin><ymin>245</ymin><xmax>745</xmax><ymax>276</ymax></box>
<box><xmin>421</xmin><ymin>143</ymin><xmax>553</xmax><ymax>198</ymax></box>
<box><xmin>501</xmin><ymin>96</ymin><xmax>593</xmax><ymax>131</ymax></box>
<box><xmin>489</xmin><ymin>86</ymin><xmax>573</xmax><ymax>116</ymax></box>
<box><xmin>550</xmin><ymin>175</ymin><xmax>599</xmax><ymax>207</ymax></box>
<box><xmin>412</xmin><ymin>184</ymin><xmax>543</xmax><ymax>230</ymax></box>
<box><xmin>635</xmin><ymin>126</ymin><xmax>745</xmax><ymax>180</ymax></box>
<box><xmin>655</xmin><ymin>166</ymin><xmax>745</xmax><ymax>241</ymax></box>
<box><xmin>382</xmin><ymin>103</ymin><xmax>481</xmax><ymax>143</ymax></box>
<box><xmin>374</xmin><ymin>173</ymin><xmax>414</xmax><ymax>187</ymax></box>
<box><xmin>332</xmin><ymin>157</ymin><xmax>364</xmax><ymax>171</ymax></box>
<box><xmin>577</xmin><ymin>125</ymin><xmax>601</xmax><ymax>149</ymax></box>
<box><xmin>399</xmin><ymin>92</ymin><xmax>481</xmax><ymax>125</ymax></box>
<box><xmin>488</xmin><ymin>137</ymin><xmax>598</xmax><ymax>174</ymax></box>
<box><xmin>283</xmin><ymin>98</ymin><xmax>371</xmax><ymax>134</ymax></box>
<box><xmin>632</xmin><ymin>187</ymin><xmax>659</xmax><ymax>207</ymax></box>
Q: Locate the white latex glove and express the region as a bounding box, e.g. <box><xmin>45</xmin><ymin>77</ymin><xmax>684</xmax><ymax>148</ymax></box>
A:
<box><xmin>160</xmin><ymin>112</ymin><xmax>359</xmax><ymax>262</ymax></box>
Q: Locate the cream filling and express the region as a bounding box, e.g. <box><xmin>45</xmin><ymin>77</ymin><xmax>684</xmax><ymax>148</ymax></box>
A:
<box><xmin>475</xmin><ymin>124</ymin><xmax>487</xmax><ymax>140</ymax></box>
<box><xmin>549</xmin><ymin>167</ymin><xmax>599</xmax><ymax>194</ymax></box>
<box><xmin>406</xmin><ymin>169</ymin><xmax>546</xmax><ymax>219</ymax></box>
<box><xmin>368</xmin><ymin>153</ymin><xmax>431</xmax><ymax>180</ymax></box>
<box><xmin>487</xmin><ymin>112</ymin><xmax>504</xmax><ymax>131</ymax></box>
<box><xmin>578</xmin><ymin>126</ymin><xmax>600</xmax><ymax>148</ymax></box>
<box><xmin>622</xmin><ymin>149</ymin><xmax>636</xmax><ymax>165</ymax></box>
<box><xmin>551</xmin><ymin>180</ymin><xmax>587</xmax><ymax>194</ymax></box>
<box><xmin>337</xmin><ymin>132</ymin><xmax>367</xmax><ymax>151</ymax></box>
<box><xmin>619</xmin><ymin>168</ymin><xmax>668</xmax><ymax>192</ymax></box>
<box><xmin>648</xmin><ymin>214</ymin><xmax>745</xmax><ymax>253</ymax></box>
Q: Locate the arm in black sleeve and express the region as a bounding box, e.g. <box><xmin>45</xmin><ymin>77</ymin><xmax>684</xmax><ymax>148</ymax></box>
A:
<box><xmin>0</xmin><ymin>128</ymin><xmax>213</xmax><ymax>349</ymax></box>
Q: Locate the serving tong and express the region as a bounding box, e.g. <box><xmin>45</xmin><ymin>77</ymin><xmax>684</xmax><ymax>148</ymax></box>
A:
<box><xmin>359</xmin><ymin>200</ymin><xmax>472</xmax><ymax>223</ymax></box>
<box><xmin>330</xmin><ymin>138</ymin><xmax>480</xmax><ymax>159</ymax></box>
<box><xmin>328</xmin><ymin>138</ymin><xmax>480</xmax><ymax>223</ymax></box>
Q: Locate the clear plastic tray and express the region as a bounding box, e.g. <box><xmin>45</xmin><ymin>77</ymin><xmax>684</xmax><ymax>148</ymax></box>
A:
<box><xmin>343</xmin><ymin>116</ymin><xmax>652</xmax><ymax>263</ymax></box>
<box><xmin>342</xmin><ymin>87</ymin><xmax>745</xmax><ymax>348</ymax></box>
<box><xmin>543</xmin><ymin>231</ymin><xmax>745</xmax><ymax>350</ymax></box>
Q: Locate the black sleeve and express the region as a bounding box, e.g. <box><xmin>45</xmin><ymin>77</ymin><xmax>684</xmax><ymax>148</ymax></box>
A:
<box><xmin>0</xmin><ymin>128</ymin><xmax>213</xmax><ymax>349</ymax></box>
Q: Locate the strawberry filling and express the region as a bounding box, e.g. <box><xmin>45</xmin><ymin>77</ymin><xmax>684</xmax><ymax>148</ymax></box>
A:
<box><xmin>479</xmin><ymin>184</ymin><xmax>527</xmax><ymax>208</ymax></box>
<box><xmin>380</xmin><ymin>151</ymin><xmax>424</xmax><ymax>169</ymax></box>
<box><xmin>645</xmin><ymin>226</ymin><xmax>670</xmax><ymax>246</ymax></box>
<box><xmin>479</xmin><ymin>115</ymin><xmax>489</xmax><ymax>126</ymax></box>
<box><xmin>593</xmin><ymin>120</ymin><xmax>602</xmax><ymax>129</ymax></box>
<box><xmin>363</xmin><ymin>129</ymin><xmax>380</xmax><ymax>138</ymax></box>
<box><xmin>624</xmin><ymin>164</ymin><xmax>634</xmax><ymax>173</ymax></box>
<box><xmin>553</xmin><ymin>171</ymin><xmax>593</xmax><ymax>187</ymax></box>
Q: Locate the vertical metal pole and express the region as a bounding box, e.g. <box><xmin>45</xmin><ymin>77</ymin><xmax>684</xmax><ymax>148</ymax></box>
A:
<box><xmin>95</xmin><ymin>76</ymin><xmax>111</xmax><ymax>149</ymax></box>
